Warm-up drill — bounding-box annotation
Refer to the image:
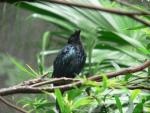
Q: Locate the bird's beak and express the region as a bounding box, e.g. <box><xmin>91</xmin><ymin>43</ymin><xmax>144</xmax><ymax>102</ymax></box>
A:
<box><xmin>75</xmin><ymin>30</ymin><xmax>81</xmax><ymax>36</ymax></box>
<box><xmin>74</xmin><ymin>30</ymin><xmax>81</xmax><ymax>40</ymax></box>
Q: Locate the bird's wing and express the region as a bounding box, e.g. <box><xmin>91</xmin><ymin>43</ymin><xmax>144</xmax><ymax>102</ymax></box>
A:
<box><xmin>56</xmin><ymin>45</ymin><xmax>76</xmax><ymax>64</ymax></box>
<box><xmin>52</xmin><ymin>45</ymin><xmax>77</xmax><ymax>76</ymax></box>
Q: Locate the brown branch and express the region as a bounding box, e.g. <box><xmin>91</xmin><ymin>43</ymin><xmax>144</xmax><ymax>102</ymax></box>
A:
<box><xmin>31</xmin><ymin>77</ymin><xmax>75</xmax><ymax>87</ymax></box>
<box><xmin>89</xmin><ymin>60</ymin><xmax>150</xmax><ymax>81</ymax></box>
<box><xmin>128</xmin><ymin>86</ymin><xmax>150</xmax><ymax>90</ymax></box>
<box><xmin>130</xmin><ymin>15</ymin><xmax>150</xmax><ymax>27</ymax></box>
<box><xmin>42</xmin><ymin>0</ymin><xmax>149</xmax><ymax>16</ymax></box>
<box><xmin>0</xmin><ymin>96</ymin><xmax>28</xmax><ymax>113</ymax></box>
<box><xmin>127</xmin><ymin>76</ymin><xmax>150</xmax><ymax>84</ymax></box>
<box><xmin>114</xmin><ymin>0</ymin><xmax>150</xmax><ymax>15</ymax></box>
<box><xmin>15</xmin><ymin>72</ymin><xmax>49</xmax><ymax>87</ymax></box>
<box><xmin>113</xmin><ymin>0</ymin><xmax>150</xmax><ymax>27</ymax></box>
<box><xmin>0</xmin><ymin>60</ymin><xmax>149</xmax><ymax>96</ymax></box>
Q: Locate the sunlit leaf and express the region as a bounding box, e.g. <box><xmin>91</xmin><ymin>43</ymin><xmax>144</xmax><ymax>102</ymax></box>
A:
<box><xmin>72</xmin><ymin>97</ymin><xmax>92</xmax><ymax>109</ymax></box>
<box><xmin>130</xmin><ymin>89</ymin><xmax>141</xmax><ymax>101</ymax></box>
<box><xmin>55</xmin><ymin>89</ymin><xmax>65</xmax><ymax>113</ymax></box>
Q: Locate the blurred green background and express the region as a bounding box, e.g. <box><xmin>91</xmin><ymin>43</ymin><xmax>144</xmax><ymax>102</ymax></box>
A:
<box><xmin>0</xmin><ymin>0</ymin><xmax>150</xmax><ymax>113</ymax></box>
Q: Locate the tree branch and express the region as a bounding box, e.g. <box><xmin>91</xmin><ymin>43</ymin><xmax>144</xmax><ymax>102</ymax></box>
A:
<box><xmin>31</xmin><ymin>77</ymin><xmax>75</xmax><ymax>87</ymax></box>
<box><xmin>114</xmin><ymin>0</ymin><xmax>150</xmax><ymax>15</ymax></box>
<box><xmin>41</xmin><ymin>0</ymin><xmax>150</xmax><ymax>16</ymax></box>
<box><xmin>130</xmin><ymin>15</ymin><xmax>150</xmax><ymax>27</ymax></box>
<box><xmin>89</xmin><ymin>60</ymin><xmax>150</xmax><ymax>81</ymax></box>
<box><xmin>0</xmin><ymin>96</ymin><xmax>28</xmax><ymax>113</ymax></box>
<box><xmin>127</xmin><ymin>86</ymin><xmax>150</xmax><ymax>90</ymax></box>
<box><xmin>0</xmin><ymin>60</ymin><xmax>149</xmax><ymax>96</ymax></box>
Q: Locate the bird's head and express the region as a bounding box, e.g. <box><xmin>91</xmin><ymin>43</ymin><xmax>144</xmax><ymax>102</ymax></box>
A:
<box><xmin>68</xmin><ymin>30</ymin><xmax>81</xmax><ymax>44</ymax></box>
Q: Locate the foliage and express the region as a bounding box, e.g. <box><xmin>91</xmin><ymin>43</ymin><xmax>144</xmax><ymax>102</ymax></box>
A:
<box><xmin>4</xmin><ymin>0</ymin><xmax>150</xmax><ymax>113</ymax></box>
<box><xmin>0</xmin><ymin>54</ymin><xmax>32</xmax><ymax>86</ymax></box>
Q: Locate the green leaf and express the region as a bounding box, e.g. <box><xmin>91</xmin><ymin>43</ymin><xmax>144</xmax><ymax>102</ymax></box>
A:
<box><xmin>72</xmin><ymin>97</ymin><xmax>92</xmax><ymax>109</ymax></box>
<box><xmin>42</xmin><ymin>31</ymin><xmax>50</xmax><ymax>50</ymax></box>
<box><xmin>37</xmin><ymin>31</ymin><xmax>50</xmax><ymax>75</ymax></box>
<box><xmin>9</xmin><ymin>56</ymin><xmax>35</xmax><ymax>77</ymax></box>
<box><xmin>114</xmin><ymin>95</ymin><xmax>123</xmax><ymax>113</ymax></box>
<box><xmin>37</xmin><ymin>54</ymin><xmax>44</xmax><ymax>75</ymax></box>
<box><xmin>54</xmin><ymin>89</ymin><xmax>64</xmax><ymax>113</ymax></box>
<box><xmin>102</xmin><ymin>74</ymin><xmax>108</xmax><ymax>89</ymax></box>
<box><xmin>124</xmin><ymin>74</ymin><xmax>132</xmax><ymax>81</ymax></box>
<box><xmin>133</xmin><ymin>103</ymin><xmax>143</xmax><ymax>113</ymax></box>
<box><xmin>99</xmin><ymin>74</ymin><xmax>108</xmax><ymax>92</ymax></box>
<box><xmin>138</xmin><ymin>47</ymin><xmax>150</xmax><ymax>55</ymax></box>
<box><xmin>124</xmin><ymin>25</ymin><xmax>146</xmax><ymax>30</ymax></box>
<box><xmin>130</xmin><ymin>89</ymin><xmax>141</xmax><ymax>101</ymax></box>
<box><xmin>67</xmin><ymin>89</ymin><xmax>83</xmax><ymax>100</ymax></box>
<box><xmin>40</xmin><ymin>50</ymin><xmax>59</xmax><ymax>56</ymax></box>
<box><xmin>26</xmin><ymin>64</ymin><xmax>39</xmax><ymax>76</ymax></box>
<box><xmin>83</xmin><ymin>79</ymin><xmax>100</xmax><ymax>87</ymax></box>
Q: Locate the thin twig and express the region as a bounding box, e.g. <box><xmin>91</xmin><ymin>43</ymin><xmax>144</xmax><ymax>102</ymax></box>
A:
<box><xmin>16</xmin><ymin>72</ymin><xmax>49</xmax><ymax>87</ymax></box>
<box><xmin>89</xmin><ymin>60</ymin><xmax>150</xmax><ymax>81</ymax></box>
<box><xmin>41</xmin><ymin>0</ymin><xmax>150</xmax><ymax>16</ymax></box>
<box><xmin>127</xmin><ymin>76</ymin><xmax>150</xmax><ymax>84</ymax></box>
<box><xmin>128</xmin><ymin>86</ymin><xmax>150</xmax><ymax>90</ymax></box>
<box><xmin>114</xmin><ymin>0</ymin><xmax>150</xmax><ymax>15</ymax></box>
<box><xmin>130</xmin><ymin>15</ymin><xmax>150</xmax><ymax>27</ymax></box>
<box><xmin>31</xmin><ymin>77</ymin><xmax>75</xmax><ymax>87</ymax></box>
<box><xmin>0</xmin><ymin>96</ymin><xmax>28</xmax><ymax>113</ymax></box>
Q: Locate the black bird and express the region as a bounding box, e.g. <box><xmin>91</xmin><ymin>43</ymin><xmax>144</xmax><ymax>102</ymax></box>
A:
<box><xmin>52</xmin><ymin>30</ymin><xmax>86</xmax><ymax>78</ymax></box>
<box><xmin>52</xmin><ymin>30</ymin><xmax>86</xmax><ymax>113</ymax></box>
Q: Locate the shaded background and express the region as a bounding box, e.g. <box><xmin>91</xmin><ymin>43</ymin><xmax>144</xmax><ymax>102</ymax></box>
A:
<box><xmin>0</xmin><ymin>3</ymin><xmax>60</xmax><ymax>113</ymax></box>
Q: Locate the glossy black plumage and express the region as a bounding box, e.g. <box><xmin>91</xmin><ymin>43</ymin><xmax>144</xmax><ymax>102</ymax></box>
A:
<box><xmin>52</xmin><ymin>30</ymin><xmax>86</xmax><ymax>78</ymax></box>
